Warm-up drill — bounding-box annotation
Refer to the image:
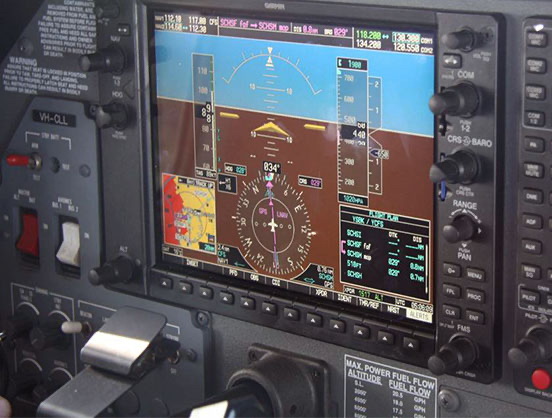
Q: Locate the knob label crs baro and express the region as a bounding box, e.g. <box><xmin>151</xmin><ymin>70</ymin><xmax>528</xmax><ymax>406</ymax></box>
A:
<box><xmin>344</xmin><ymin>355</ymin><xmax>437</xmax><ymax>417</ymax></box>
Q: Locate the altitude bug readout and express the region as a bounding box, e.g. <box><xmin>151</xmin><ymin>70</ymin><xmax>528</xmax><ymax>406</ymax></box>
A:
<box><xmin>152</xmin><ymin>11</ymin><xmax>436</xmax><ymax>323</ymax></box>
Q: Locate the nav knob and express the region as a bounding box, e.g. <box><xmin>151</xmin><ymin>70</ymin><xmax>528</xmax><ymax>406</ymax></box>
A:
<box><xmin>429</xmin><ymin>149</ymin><xmax>479</xmax><ymax>184</ymax></box>
<box><xmin>442</xmin><ymin>29</ymin><xmax>479</xmax><ymax>51</ymax></box>
<box><xmin>89</xmin><ymin>256</ymin><xmax>135</xmax><ymax>286</ymax></box>
<box><xmin>92</xmin><ymin>102</ymin><xmax>129</xmax><ymax>130</ymax></box>
<box><xmin>29</xmin><ymin>318</ymin><xmax>68</xmax><ymax>351</ymax></box>
<box><xmin>429</xmin><ymin>82</ymin><xmax>480</xmax><ymax>117</ymax></box>
<box><xmin>428</xmin><ymin>337</ymin><xmax>477</xmax><ymax>376</ymax></box>
<box><xmin>443</xmin><ymin>215</ymin><xmax>478</xmax><ymax>243</ymax></box>
<box><xmin>508</xmin><ymin>328</ymin><xmax>552</xmax><ymax>368</ymax></box>
<box><xmin>79</xmin><ymin>44</ymin><xmax>125</xmax><ymax>74</ymax></box>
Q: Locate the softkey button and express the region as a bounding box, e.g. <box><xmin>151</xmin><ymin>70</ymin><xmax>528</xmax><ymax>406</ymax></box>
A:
<box><xmin>179</xmin><ymin>281</ymin><xmax>193</xmax><ymax>294</ymax></box>
<box><xmin>353</xmin><ymin>324</ymin><xmax>370</xmax><ymax>339</ymax></box>
<box><xmin>240</xmin><ymin>296</ymin><xmax>255</xmax><ymax>310</ymax></box>
<box><xmin>443</xmin><ymin>304</ymin><xmax>461</xmax><ymax>319</ymax></box>
<box><xmin>522</xmin><ymin>264</ymin><xmax>542</xmax><ymax>280</ymax></box>
<box><xmin>443</xmin><ymin>262</ymin><xmax>461</xmax><ymax>277</ymax></box>
<box><xmin>527</xmin><ymin>58</ymin><xmax>547</xmax><ymax>74</ymax></box>
<box><xmin>466</xmin><ymin>268</ymin><xmax>485</xmax><ymax>282</ymax></box>
<box><xmin>522</xmin><ymin>239</ymin><xmax>543</xmax><ymax>255</ymax></box>
<box><xmin>443</xmin><ymin>283</ymin><xmax>461</xmax><ymax>299</ymax></box>
<box><xmin>466</xmin><ymin>288</ymin><xmax>485</xmax><ymax>304</ymax></box>
<box><xmin>524</xmin><ymin>163</ymin><xmax>544</xmax><ymax>178</ymax></box>
<box><xmin>520</xmin><ymin>288</ymin><xmax>541</xmax><ymax>305</ymax></box>
<box><xmin>329</xmin><ymin>319</ymin><xmax>346</xmax><ymax>333</ymax></box>
<box><xmin>159</xmin><ymin>277</ymin><xmax>173</xmax><ymax>289</ymax></box>
<box><xmin>525</xmin><ymin>111</ymin><xmax>546</xmax><ymax>127</ymax></box>
<box><xmin>283</xmin><ymin>307</ymin><xmax>299</xmax><ymax>321</ymax></box>
<box><xmin>523</xmin><ymin>188</ymin><xmax>543</xmax><ymax>204</ymax></box>
<box><xmin>261</xmin><ymin>302</ymin><xmax>277</xmax><ymax>315</ymax></box>
<box><xmin>527</xmin><ymin>31</ymin><xmax>548</xmax><ymax>47</ymax></box>
<box><xmin>524</xmin><ymin>137</ymin><xmax>545</xmax><ymax>153</ymax></box>
<box><xmin>525</xmin><ymin>85</ymin><xmax>546</xmax><ymax>101</ymax></box>
<box><xmin>306</xmin><ymin>313</ymin><xmax>322</xmax><ymax>327</ymax></box>
<box><xmin>523</xmin><ymin>213</ymin><xmax>543</xmax><ymax>229</ymax></box>
<box><xmin>378</xmin><ymin>331</ymin><xmax>395</xmax><ymax>345</ymax></box>
<box><xmin>466</xmin><ymin>310</ymin><xmax>485</xmax><ymax>325</ymax></box>
<box><xmin>220</xmin><ymin>291</ymin><xmax>234</xmax><ymax>305</ymax></box>
<box><xmin>199</xmin><ymin>286</ymin><xmax>213</xmax><ymax>299</ymax></box>
<box><xmin>403</xmin><ymin>337</ymin><xmax>420</xmax><ymax>351</ymax></box>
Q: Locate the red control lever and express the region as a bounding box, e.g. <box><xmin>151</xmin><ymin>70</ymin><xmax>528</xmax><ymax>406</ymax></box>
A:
<box><xmin>6</xmin><ymin>154</ymin><xmax>31</xmax><ymax>167</ymax></box>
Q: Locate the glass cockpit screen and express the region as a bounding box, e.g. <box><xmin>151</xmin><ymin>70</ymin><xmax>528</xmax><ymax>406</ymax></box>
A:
<box><xmin>151</xmin><ymin>11</ymin><xmax>436</xmax><ymax>324</ymax></box>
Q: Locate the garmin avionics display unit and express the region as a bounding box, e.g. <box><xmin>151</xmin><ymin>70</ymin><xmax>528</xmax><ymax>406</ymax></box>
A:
<box><xmin>151</xmin><ymin>10</ymin><xmax>436</xmax><ymax>324</ymax></box>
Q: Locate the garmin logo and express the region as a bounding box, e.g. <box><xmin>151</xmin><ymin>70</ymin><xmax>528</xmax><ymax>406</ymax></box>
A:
<box><xmin>264</xmin><ymin>2</ymin><xmax>285</xmax><ymax>10</ymax></box>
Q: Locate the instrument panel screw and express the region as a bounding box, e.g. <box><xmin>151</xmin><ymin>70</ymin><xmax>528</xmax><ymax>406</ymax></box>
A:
<box><xmin>438</xmin><ymin>388</ymin><xmax>461</xmax><ymax>412</ymax></box>
<box><xmin>196</xmin><ymin>312</ymin><xmax>210</xmax><ymax>328</ymax></box>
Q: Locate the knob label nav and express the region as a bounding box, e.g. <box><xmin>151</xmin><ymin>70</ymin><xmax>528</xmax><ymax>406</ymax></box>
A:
<box><xmin>344</xmin><ymin>355</ymin><xmax>437</xmax><ymax>418</ymax></box>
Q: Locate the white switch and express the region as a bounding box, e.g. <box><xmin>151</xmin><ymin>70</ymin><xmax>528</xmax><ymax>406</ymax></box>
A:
<box><xmin>56</xmin><ymin>222</ymin><xmax>80</xmax><ymax>267</ymax></box>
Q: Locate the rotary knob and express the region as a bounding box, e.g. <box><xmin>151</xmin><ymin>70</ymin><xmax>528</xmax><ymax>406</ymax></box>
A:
<box><xmin>443</xmin><ymin>215</ymin><xmax>478</xmax><ymax>244</ymax></box>
<box><xmin>428</xmin><ymin>337</ymin><xmax>477</xmax><ymax>376</ymax></box>
<box><xmin>4</xmin><ymin>313</ymin><xmax>36</xmax><ymax>340</ymax></box>
<box><xmin>429</xmin><ymin>82</ymin><xmax>480</xmax><ymax>117</ymax></box>
<box><xmin>29</xmin><ymin>317</ymin><xmax>69</xmax><ymax>351</ymax></box>
<box><xmin>89</xmin><ymin>256</ymin><xmax>135</xmax><ymax>286</ymax></box>
<box><xmin>442</xmin><ymin>29</ymin><xmax>480</xmax><ymax>51</ymax></box>
<box><xmin>91</xmin><ymin>102</ymin><xmax>129</xmax><ymax>130</ymax></box>
<box><xmin>429</xmin><ymin>150</ymin><xmax>479</xmax><ymax>184</ymax></box>
<box><xmin>32</xmin><ymin>369</ymin><xmax>72</xmax><ymax>404</ymax></box>
<box><xmin>79</xmin><ymin>44</ymin><xmax>125</xmax><ymax>74</ymax></box>
<box><xmin>508</xmin><ymin>328</ymin><xmax>552</xmax><ymax>368</ymax></box>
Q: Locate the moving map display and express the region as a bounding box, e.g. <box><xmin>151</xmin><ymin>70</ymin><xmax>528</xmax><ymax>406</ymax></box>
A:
<box><xmin>152</xmin><ymin>10</ymin><xmax>436</xmax><ymax>323</ymax></box>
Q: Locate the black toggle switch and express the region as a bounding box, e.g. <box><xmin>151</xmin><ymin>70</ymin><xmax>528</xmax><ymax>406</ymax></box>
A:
<box><xmin>443</xmin><ymin>215</ymin><xmax>478</xmax><ymax>244</ymax></box>
<box><xmin>429</xmin><ymin>150</ymin><xmax>479</xmax><ymax>184</ymax></box>
<box><xmin>428</xmin><ymin>337</ymin><xmax>477</xmax><ymax>376</ymax></box>
<box><xmin>508</xmin><ymin>328</ymin><xmax>552</xmax><ymax>368</ymax></box>
<box><xmin>91</xmin><ymin>102</ymin><xmax>129</xmax><ymax>130</ymax></box>
<box><xmin>429</xmin><ymin>82</ymin><xmax>480</xmax><ymax>117</ymax></box>
<box><xmin>89</xmin><ymin>256</ymin><xmax>135</xmax><ymax>286</ymax></box>
<box><xmin>79</xmin><ymin>44</ymin><xmax>125</xmax><ymax>74</ymax></box>
<box><xmin>442</xmin><ymin>29</ymin><xmax>479</xmax><ymax>51</ymax></box>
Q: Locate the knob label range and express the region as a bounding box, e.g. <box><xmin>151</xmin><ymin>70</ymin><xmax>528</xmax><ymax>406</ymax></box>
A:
<box><xmin>344</xmin><ymin>355</ymin><xmax>437</xmax><ymax>418</ymax></box>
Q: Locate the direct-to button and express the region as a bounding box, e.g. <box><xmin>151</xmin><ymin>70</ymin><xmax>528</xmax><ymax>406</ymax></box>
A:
<box><xmin>240</xmin><ymin>296</ymin><xmax>255</xmax><ymax>310</ymax></box>
<box><xmin>523</xmin><ymin>188</ymin><xmax>543</xmax><ymax>204</ymax></box>
<box><xmin>329</xmin><ymin>319</ymin><xmax>346</xmax><ymax>333</ymax></box>
<box><xmin>525</xmin><ymin>111</ymin><xmax>546</xmax><ymax>127</ymax></box>
<box><xmin>532</xmin><ymin>369</ymin><xmax>552</xmax><ymax>391</ymax></box>
<box><xmin>466</xmin><ymin>268</ymin><xmax>485</xmax><ymax>282</ymax></box>
<box><xmin>527</xmin><ymin>58</ymin><xmax>547</xmax><ymax>74</ymax></box>
<box><xmin>524</xmin><ymin>137</ymin><xmax>545</xmax><ymax>153</ymax></box>
<box><xmin>466</xmin><ymin>288</ymin><xmax>485</xmax><ymax>304</ymax></box>
<box><xmin>525</xmin><ymin>85</ymin><xmax>546</xmax><ymax>101</ymax></box>
<box><xmin>261</xmin><ymin>302</ymin><xmax>277</xmax><ymax>315</ymax></box>
<box><xmin>524</xmin><ymin>163</ymin><xmax>544</xmax><ymax>178</ymax></box>
<box><xmin>443</xmin><ymin>262</ymin><xmax>461</xmax><ymax>277</ymax></box>
<box><xmin>220</xmin><ymin>291</ymin><xmax>234</xmax><ymax>305</ymax></box>
<box><xmin>159</xmin><ymin>277</ymin><xmax>173</xmax><ymax>289</ymax></box>
<box><xmin>199</xmin><ymin>286</ymin><xmax>213</xmax><ymax>300</ymax></box>
<box><xmin>523</xmin><ymin>213</ymin><xmax>543</xmax><ymax>229</ymax></box>
<box><xmin>520</xmin><ymin>288</ymin><xmax>541</xmax><ymax>305</ymax></box>
<box><xmin>377</xmin><ymin>330</ymin><xmax>395</xmax><ymax>345</ymax></box>
<box><xmin>306</xmin><ymin>313</ymin><xmax>322</xmax><ymax>327</ymax></box>
<box><xmin>442</xmin><ymin>283</ymin><xmax>461</xmax><ymax>299</ymax></box>
<box><xmin>527</xmin><ymin>31</ymin><xmax>548</xmax><ymax>47</ymax></box>
<box><xmin>443</xmin><ymin>304</ymin><xmax>461</xmax><ymax>319</ymax></box>
<box><xmin>522</xmin><ymin>239</ymin><xmax>543</xmax><ymax>255</ymax></box>
<box><xmin>443</xmin><ymin>53</ymin><xmax>462</xmax><ymax>68</ymax></box>
<box><xmin>465</xmin><ymin>309</ymin><xmax>485</xmax><ymax>324</ymax></box>
<box><xmin>284</xmin><ymin>307</ymin><xmax>300</xmax><ymax>321</ymax></box>
<box><xmin>522</xmin><ymin>264</ymin><xmax>542</xmax><ymax>280</ymax></box>
<box><xmin>56</xmin><ymin>221</ymin><xmax>80</xmax><ymax>267</ymax></box>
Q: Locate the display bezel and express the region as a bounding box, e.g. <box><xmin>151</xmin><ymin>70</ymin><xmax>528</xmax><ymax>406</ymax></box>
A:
<box><xmin>145</xmin><ymin>0</ymin><xmax>438</xmax><ymax>330</ymax></box>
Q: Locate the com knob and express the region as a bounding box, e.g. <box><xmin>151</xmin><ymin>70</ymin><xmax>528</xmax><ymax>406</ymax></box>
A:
<box><xmin>442</xmin><ymin>29</ymin><xmax>480</xmax><ymax>51</ymax></box>
<box><xmin>443</xmin><ymin>215</ymin><xmax>478</xmax><ymax>244</ymax></box>
<box><xmin>508</xmin><ymin>328</ymin><xmax>552</xmax><ymax>368</ymax></box>
<box><xmin>428</xmin><ymin>337</ymin><xmax>477</xmax><ymax>376</ymax></box>
<box><xmin>29</xmin><ymin>317</ymin><xmax>69</xmax><ymax>351</ymax></box>
<box><xmin>430</xmin><ymin>150</ymin><xmax>479</xmax><ymax>184</ymax></box>
<box><xmin>89</xmin><ymin>256</ymin><xmax>135</xmax><ymax>286</ymax></box>
<box><xmin>79</xmin><ymin>44</ymin><xmax>125</xmax><ymax>74</ymax></box>
<box><xmin>91</xmin><ymin>102</ymin><xmax>129</xmax><ymax>130</ymax></box>
<box><xmin>429</xmin><ymin>82</ymin><xmax>480</xmax><ymax>117</ymax></box>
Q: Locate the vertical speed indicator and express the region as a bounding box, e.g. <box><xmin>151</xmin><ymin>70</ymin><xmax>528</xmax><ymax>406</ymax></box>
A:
<box><xmin>235</xmin><ymin>172</ymin><xmax>312</xmax><ymax>277</ymax></box>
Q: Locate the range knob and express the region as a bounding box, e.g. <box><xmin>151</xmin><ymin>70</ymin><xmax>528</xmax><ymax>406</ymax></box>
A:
<box><xmin>428</xmin><ymin>337</ymin><xmax>477</xmax><ymax>376</ymax></box>
<box><xmin>442</xmin><ymin>28</ymin><xmax>480</xmax><ymax>51</ymax></box>
<box><xmin>443</xmin><ymin>215</ymin><xmax>478</xmax><ymax>244</ymax></box>
<box><xmin>508</xmin><ymin>328</ymin><xmax>552</xmax><ymax>368</ymax></box>
<box><xmin>429</xmin><ymin>149</ymin><xmax>479</xmax><ymax>184</ymax></box>
<box><xmin>91</xmin><ymin>102</ymin><xmax>129</xmax><ymax>130</ymax></box>
<box><xmin>79</xmin><ymin>44</ymin><xmax>125</xmax><ymax>74</ymax></box>
<box><xmin>429</xmin><ymin>82</ymin><xmax>480</xmax><ymax>117</ymax></box>
<box><xmin>94</xmin><ymin>3</ymin><xmax>120</xmax><ymax>19</ymax></box>
<box><xmin>89</xmin><ymin>256</ymin><xmax>135</xmax><ymax>286</ymax></box>
<box><xmin>29</xmin><ymin>317</ymin><xmax>69</xmax><ymax>351</ymax></box>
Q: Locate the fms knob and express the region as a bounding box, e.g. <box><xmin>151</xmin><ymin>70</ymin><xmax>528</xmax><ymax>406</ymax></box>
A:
<box><xmin>429</xmin><ymin>149</ymin><xmax>479</xmax><ymax>184</ymax></box>
<box><xmin>509</xmin><ymin>328</ymin><xmax>552</xmax><ymax>368</ymax></box>
<box><xmin>89</xmin><ymin>256</ymin><xmax>135</xmax><ymax>286</ymax></box>
<box><xmin>442</xmin><ymin>29</ymin><xmax>480</xmax><ymax>51</ymax></box>
<box><xmin>29</xmin><ymin>317</ymin><xmax>69</xmax><ymax>351</ymax></box>
<box><xmin>429</xmin><ymin>82</ymin><xmax>480</xmax><ymax>117</ymax></box>
<box><xmin>428</xmin><ymin>337</ymin><xmax>477</xmax><ymax>376</ymax></box>
<box><xmin>443</xmin><ymin>215</ymin><xmax>478</xmax><ymax>244</ymax></box>
<box><xmin>79</xmin><ymin>44</ymin><xmax>125</xmax><ymax>74</ymax></box>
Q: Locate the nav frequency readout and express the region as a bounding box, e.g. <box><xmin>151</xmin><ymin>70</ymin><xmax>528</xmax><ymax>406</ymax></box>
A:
<box><xmin>152</xmin><ymin>11</ymin><xmax>435</xmax><ymax>323</ymax></box>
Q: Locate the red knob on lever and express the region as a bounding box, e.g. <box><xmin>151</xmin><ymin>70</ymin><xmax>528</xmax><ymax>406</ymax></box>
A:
<box><xmin>6</xmin><ymin>154</ymin><xmax>31</xmax><ymax>167</ymax></box>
